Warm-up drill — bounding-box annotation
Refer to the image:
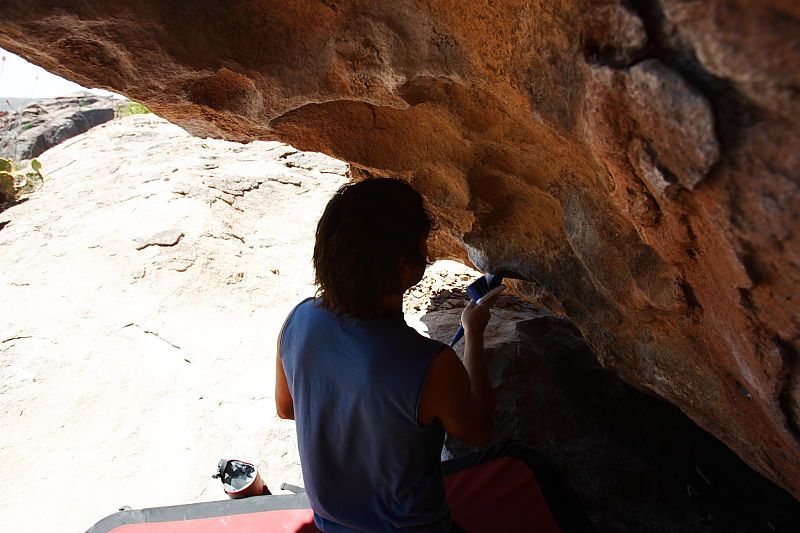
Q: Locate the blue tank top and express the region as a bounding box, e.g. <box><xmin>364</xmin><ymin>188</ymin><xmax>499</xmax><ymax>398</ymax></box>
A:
<box><xmin>280</xmin><ymin>297</ymin><xmax>451</xmax><ymax>532</ymax></box>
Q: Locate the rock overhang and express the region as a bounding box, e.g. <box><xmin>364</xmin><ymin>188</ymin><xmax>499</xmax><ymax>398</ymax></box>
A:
<box><xmin>1</xmin><ymin>0</ymin><xmax>798</xmax><ymax>499</ymax></box>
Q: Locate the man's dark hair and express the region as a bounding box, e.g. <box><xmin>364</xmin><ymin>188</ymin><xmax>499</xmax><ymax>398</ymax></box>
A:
<box><xmin>313</xmin><ymin>178</ymin><xmax>434</xmax><ymax>318</ymax></box>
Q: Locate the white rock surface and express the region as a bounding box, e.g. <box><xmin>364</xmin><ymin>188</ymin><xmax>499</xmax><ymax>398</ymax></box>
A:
<box><xmin>0</xmin><ymin>114</ymin><xmax>349</xmax><ymax>532</ymax></box>
<box><xmin>0</xmin><ymin>113</ymin><xmax>481</xmax><ymax>532</ymax></box>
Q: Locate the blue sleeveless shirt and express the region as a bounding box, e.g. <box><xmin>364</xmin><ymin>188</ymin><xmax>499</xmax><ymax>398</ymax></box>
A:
<box><xmin>280</xmin><ymin>298</ymin><xmax>451</xmax><ymax>532</ymax></box>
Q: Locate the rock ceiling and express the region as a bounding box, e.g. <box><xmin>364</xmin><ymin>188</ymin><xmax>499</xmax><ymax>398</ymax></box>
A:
<box><xmin>1</xmin><ymin>0</ymin><xmax>798</xmax><ymax>498</ymax></box>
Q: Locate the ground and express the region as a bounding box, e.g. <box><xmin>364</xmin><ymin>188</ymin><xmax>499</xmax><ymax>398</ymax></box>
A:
<box><xmin>0</xmin><ymin>113</ymin><xmax>480</xmax><ymax>531</ymax></box>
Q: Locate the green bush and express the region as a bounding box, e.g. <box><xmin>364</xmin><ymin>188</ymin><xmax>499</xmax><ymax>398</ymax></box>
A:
<box><xmin>0</xmin><ymin>158</ymin><xmax>45</xmax><ymax>203</ymax></box>
<box><xmin>0</xmin><ymin>170</ymin><xmax>14</xmax><ymax>202</ymax></box>
<box><xmin>116</xmin><ymin>101</ymin><xmax>152</xmax><ymax>118</ymax></box>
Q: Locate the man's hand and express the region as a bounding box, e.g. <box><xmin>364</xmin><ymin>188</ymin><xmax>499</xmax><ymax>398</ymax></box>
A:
<box><xmin>461</xmin><ymin>285</ymin><xmax>505</xmax><ymax>336</ymax></box>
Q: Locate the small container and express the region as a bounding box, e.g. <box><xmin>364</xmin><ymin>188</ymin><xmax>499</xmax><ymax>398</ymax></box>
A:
<box><xmin>213</xmin><ymin>459</ymin><xmax>271</xmax><ymax>499</ymax></box>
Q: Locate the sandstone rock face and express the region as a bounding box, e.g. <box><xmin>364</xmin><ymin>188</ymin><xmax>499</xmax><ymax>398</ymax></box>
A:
<box><xmin>1</xmin><ymin>1</ymin><xmax>798</xmax><ymax>498</ymax></box>
<box><xmin>0</xmin><ymin>94</ymin><xmax>117</xmax><ymax>160</ymax></box>
<box><xmin>421</xmin><ymin>295</ymin><xmax>800</xmax><ymax>531</ymax></box>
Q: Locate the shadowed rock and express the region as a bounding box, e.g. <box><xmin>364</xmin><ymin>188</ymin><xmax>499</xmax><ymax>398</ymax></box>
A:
<box><xmin>0</xmin><ymin>94</ymin><xmax>117</xmax><ymax>160</ymax></box>
<box><xmin>423</xmin><ymin>295</ymin><xmax>800</xmax><ymax>532</ymax></box>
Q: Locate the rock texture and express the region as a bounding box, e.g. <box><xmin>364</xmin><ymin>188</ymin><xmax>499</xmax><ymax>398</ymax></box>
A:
<box><xmin>422</xmin><ymin>292</ymin><xmax>800</xmax><ymax>532</ymax></box>
<box><xmin>0</xmin><ymin>0</ymin><xmax>798</xmax><ymax>498</ymax></box>
<box><xmin>0</xmin><ymin>93</ymin><xmax>117</xmax><ymax>160</ymax></box>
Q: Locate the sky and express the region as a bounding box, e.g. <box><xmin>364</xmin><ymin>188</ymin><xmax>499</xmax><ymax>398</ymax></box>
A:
<box><xmin>0</xmin><ymin>47</ymin><xmax>118</xmax><ymax>99</ymax></box>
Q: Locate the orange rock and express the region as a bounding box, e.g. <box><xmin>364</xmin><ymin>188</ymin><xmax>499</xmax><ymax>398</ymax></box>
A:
<box><xmin>1</xmin><ymin>0</ymin><xmax>797</xmax><ymax>499</ymax></box>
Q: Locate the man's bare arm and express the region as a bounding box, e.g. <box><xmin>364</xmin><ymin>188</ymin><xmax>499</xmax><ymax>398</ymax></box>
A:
<box><xmin>275</xmin><ymin>333</ymin><xmax>295</xmax><ymax>420</ymax></box>
<box><xmin>419</xmin><ymin>345</ymin><xmax>493</xmax><ymax>444</ymax></box>
<box><xmin>418</xmin><ymin>289</ymin><xmax>503</xmax><ymax>445</ymax></box>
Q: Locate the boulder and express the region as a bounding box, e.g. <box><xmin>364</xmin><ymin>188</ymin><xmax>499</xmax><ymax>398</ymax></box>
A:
<box><xmin>0</xmin><ymin>0</ymin><xmax>798</xmax><ymax>499</ymax></box>
<box><xmin>0</xmin><ymin>94</ymin><xmax>117</xmax><ymax>160</ymax></box>
<box><xmin>422</xmin><ymin>295</ymin><xmax>800</xmax><ymax>531</ymax></box>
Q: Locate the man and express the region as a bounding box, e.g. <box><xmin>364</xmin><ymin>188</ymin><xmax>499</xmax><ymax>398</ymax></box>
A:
<box><xmin>275</xmin><ymin>178</ymin><xmax>502</xmax><ymax>532</ymax></box>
